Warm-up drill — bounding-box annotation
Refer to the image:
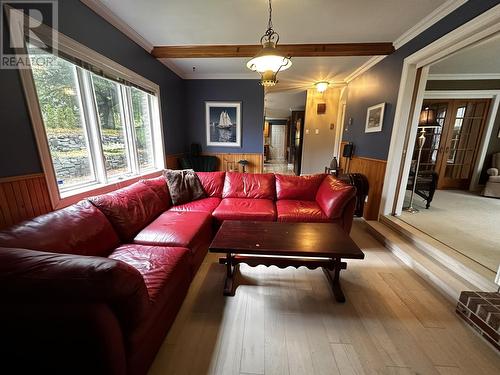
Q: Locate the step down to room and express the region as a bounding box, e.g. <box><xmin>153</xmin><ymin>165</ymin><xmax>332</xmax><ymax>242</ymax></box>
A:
<box><xmin>364</xmin><ymin>217</ymin><xmax>497</xmax><ymax>303</ymax></box>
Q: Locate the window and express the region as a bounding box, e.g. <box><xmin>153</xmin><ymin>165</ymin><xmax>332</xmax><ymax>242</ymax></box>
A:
<box><xmin>27</xmin><ymin>44</ymin><xmax>164</xmax><ymax>199</ymax></box>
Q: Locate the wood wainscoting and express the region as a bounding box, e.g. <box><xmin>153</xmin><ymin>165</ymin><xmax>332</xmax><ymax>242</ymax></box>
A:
<box><xmin>166</xmin><ymin>153</ymin><xmax>263</xmax><ymax>173</ymax></box>
<box><xmin>204</xmin><ymin>153</ymin><xmax>264</xmax><ymax>173</ymax></box>
<box><xmin>339</xmin><ymin>143</ymin><xmax>387</xmax><ymax>220</ymax></box>
<box><xmin>0</xmin><ymin>173</ymin><xmax>52</xmax><ymax>230</ymax></box>
<box><xmin>346</xmin><ymin>156</ymin><xmax>387</xmax><ymax>220</ymax></box>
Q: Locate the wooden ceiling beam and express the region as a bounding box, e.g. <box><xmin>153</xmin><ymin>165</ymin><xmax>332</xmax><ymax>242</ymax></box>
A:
<box><xmin>151</xmin><ymin>43</ymin><xmax>395</xmax><ymax>58</ymax></box>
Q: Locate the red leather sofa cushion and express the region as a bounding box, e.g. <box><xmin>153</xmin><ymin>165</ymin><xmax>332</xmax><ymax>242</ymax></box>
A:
<box><xmin>222</xmin><ymin>172</ymin><xmax>276</xmax><ymax>200</ymax></box>
<box><xmin>88</xmin><ymin>182</ymin><xmax>165</xmax><ymax>241</ymax></box>
<box><xmin>276</xmin><ymin>173</ymin><xmax>325</xmax><ymax>201</ymax></box>
<box><xmin>141</xmin><ymin>176</ymin><xmax>171</xmax><ymax>209</ymax></box>
<box><xmin>196</xmin><ymin>171</ymin><xmax>225</xmax><ymax>197</ymax></box>
<box><xmin>0</xmin><ymin>200</ymin><xmax>119</xmax><ymax>257</ymax></box>
<box><xmin>109</xmin><ymin>244</ymin><xmax>191</xmax><ymax>375</ymax></box>
<box><xmin>315</xmin><ymin>175</ymin><xmax>356</xmax><ymax>219</ymax></box>
<box><xmin>169</xmin><ymin>197</ymin><xmax>221</xmax><ymax>214</ymax></box>
<box><xmin>134</xmin><ymin>211</ymin><xmax>212</xmax><ymax>274</ymax></box>
<box><xmin>109</xmin><ymin>244</ymin><xmax>190</xmax><ymax>304</ymax></box>
<box><xmin>213</xmin><ymin>198</ymin><xmax>276</xmax><ymax>222</ymax></box>
<box><xmin>276</xmin><ymin>200</ymin><xmax>329</xmax><ymax>222</ymax></box>
<box><xmin>0</xmin><ymin>247</ymin><xmax>149</xmax><ymax>331</ymax></box>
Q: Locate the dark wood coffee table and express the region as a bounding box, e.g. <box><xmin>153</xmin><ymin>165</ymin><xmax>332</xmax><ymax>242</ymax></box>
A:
<box><xmin>209</xmin><ymin>220</ymin><xmax>364</xmax><ymax>302</ymax></box>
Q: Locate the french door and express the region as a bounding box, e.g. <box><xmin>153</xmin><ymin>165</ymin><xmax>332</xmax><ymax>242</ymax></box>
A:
<box><xmin>417</xmin><ymin>99</ymin><xmax>490</xmax><ymax>189</ymax></box>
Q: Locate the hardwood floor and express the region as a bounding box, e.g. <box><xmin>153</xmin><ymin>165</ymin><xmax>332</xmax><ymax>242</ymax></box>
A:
<box><xmin>149</xmin><ymin>221</ymin><xmax>500</xmax><ymax>375</ymax></box>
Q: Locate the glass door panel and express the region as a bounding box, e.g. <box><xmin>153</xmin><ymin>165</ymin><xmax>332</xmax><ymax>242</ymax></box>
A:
<box><xmin>438</xmin><ymin>100</ymin><xmax>490</xmax><ymax>189</ymax></box>
<box><xmin>415</xmin><ymin>102</ymin><xmax>448</xmax><ymax>172</ymax></box>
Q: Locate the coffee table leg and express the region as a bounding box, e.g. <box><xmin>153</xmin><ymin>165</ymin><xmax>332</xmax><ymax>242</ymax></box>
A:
<box><xmin>323</xmin><ymin>259</ymin><xmax>347</xmax><ymax>303</ymax></box>
<box><xmin>223</xmin><ymin>252</ymin><xmax>236</xmax><ymax>296</ymax></box>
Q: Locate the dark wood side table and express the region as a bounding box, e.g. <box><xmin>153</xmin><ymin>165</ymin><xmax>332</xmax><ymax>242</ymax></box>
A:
<box><xmin>209</xmin><ymin>221</ymin><xmax>365</xmax><ymax>302</ymax></box>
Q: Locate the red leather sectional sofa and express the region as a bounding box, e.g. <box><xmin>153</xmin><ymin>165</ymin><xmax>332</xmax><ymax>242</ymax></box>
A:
<box><xmin>0</xmin><ymin>172</ymin><xmax>355</xmax><ymax>375</ymax></box>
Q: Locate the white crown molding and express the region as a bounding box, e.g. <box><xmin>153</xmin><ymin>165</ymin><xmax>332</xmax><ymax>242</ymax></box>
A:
<box><xmin>345</xmin><ymin>0</ymin><xmax>467</xmax><ymax>84</ymax></box>
<box><xmin>424</xmin><ymin>89</ymin><xmax>500</xmax><ymax>99</ymax></box>
<box><xmin>393</xmin><ymin>0</ymin><xmax>467</xmax><ymax>49</ymax></box>
<box><xmin>344</xmin><ymin>56</ymin><xmax>385</xmax><ymax>83</ymax></box>
<box><xmin>157</xmin><ymin>59</ymin><xmax>187</xmax><ymax>78</ymax></box>
<box><xmin>427</xmin><ymin>73</ymin><xmax>500</xmax><ymax>80</ymax></box>
<box><xmin>80</xmin><ymin>0</ymin><xmax>153</xmax><ymax>52</ymax></box>
<box><xmin>82</xmin><ymin>0</ymin><xmax>468</xmax><ymax>82</ymax></box>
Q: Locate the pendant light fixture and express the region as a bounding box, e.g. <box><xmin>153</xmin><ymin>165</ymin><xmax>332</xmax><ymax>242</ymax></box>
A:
<box><xmin>247</xmin><ymin>0</ymin><xmax>292</xmax><ymax>87</ymax></box>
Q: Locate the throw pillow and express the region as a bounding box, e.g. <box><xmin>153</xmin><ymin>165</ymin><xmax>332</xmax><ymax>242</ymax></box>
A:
<box><xmin>164</xmin><ymin>169</ymin><xmax>206</xmax><ymax>205</ymax></box>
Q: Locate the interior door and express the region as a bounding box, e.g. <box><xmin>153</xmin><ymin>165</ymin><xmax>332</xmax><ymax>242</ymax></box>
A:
<box><xmin>270</xmin><ymin>125</ymin><xmax>286</xmax><ymax>161</ymax></box>
<box><xmin>437</xmin><ymin>99</ymin><xmax>490</xmax><ymax>189</ymax></box>
<box><xmin>416</xmin><ymin>99</ymin><xmax>490</xmax><ymax>189</ymax></box>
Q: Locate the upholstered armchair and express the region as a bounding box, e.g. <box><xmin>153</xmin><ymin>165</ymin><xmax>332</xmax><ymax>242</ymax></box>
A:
<box><xmin>484</xmin><ymin>152</ymin><xmax>500</xmax><ymax>198</ymax></box>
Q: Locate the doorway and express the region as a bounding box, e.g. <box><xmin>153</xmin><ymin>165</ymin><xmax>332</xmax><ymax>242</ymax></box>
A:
<box><xmin>416</xmin><ymin>99</ymin><xmax>490</xmax><ymax>190</ymax></box>
<box><xmin>383</xmin><ymin>16</ymin><xmax>500</xmax><ymax>281</ymax></box>
<box><xmin>263</xmin><ymin>90</ymin><xmax>306</xmax><ymax>175</ymax></box>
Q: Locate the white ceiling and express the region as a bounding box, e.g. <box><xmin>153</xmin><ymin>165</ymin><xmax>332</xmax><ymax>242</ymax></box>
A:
<box><xmin>167</xmin><ymin>55</ymin><xmax>370</xmax><ymax>82</ymax></box>
<box><xmin>429</xmin><ymin>33</ymin><xmax>500</xmax><ymax>75</ymax></box>
<box><xmin>98</xmin><ymin>0</ymin><xmax>448</xmax><ymax>85</ymax></box>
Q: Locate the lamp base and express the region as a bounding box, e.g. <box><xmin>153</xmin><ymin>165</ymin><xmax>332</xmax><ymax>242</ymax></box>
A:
<box><xmin>403</xmin><ymin>206</ymin><xmax>419</xmax><ymax>213</ymax></box>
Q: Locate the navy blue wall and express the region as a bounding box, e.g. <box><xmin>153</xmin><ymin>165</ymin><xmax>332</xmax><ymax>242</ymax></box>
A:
<box><xmin>342</xmin><ymin>0</ymin><xmax>500</xmax><ymax>160</ymax></box>
<box><xmin>0</xmin><ymin>0</ymin><xmax>185</xmax><ymax>178</ymax></box>
<box><xmin>184</xmin><ymin>80</ymin><xmax>264</xmax><ymax>153</ymax></box>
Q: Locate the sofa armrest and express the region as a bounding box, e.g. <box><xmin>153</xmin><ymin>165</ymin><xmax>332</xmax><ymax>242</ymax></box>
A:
<box><xmin>487</xmin><ymin>168</ymin><xmax>499</xmax><ymax>177</ymax></box>
<box><xmin>0</xmin><ymin>247</ymin><xmax>149</xmax><ymax>330</ymax></box>
<box><xmin>315</xmin><ymin>175</ymin><xmax>357</xmax><ymax>220</ymax></box>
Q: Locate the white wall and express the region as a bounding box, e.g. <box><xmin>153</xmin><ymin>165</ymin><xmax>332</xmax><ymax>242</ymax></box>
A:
<box><xmin>301</xmin><ymin>88</ymin><xmax>340</xmax><ymax>174</ymax></box>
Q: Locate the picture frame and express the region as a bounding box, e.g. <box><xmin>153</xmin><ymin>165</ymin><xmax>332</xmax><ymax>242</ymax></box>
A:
<box><xmin>365</xmin><ymin>103</ymin><xmax>385</xmax><ymax>133</ymax></box>
<box><xmin>205</xmin><ymin>101</ymin><xmax>242</xmax><ymax>147</ymax></box>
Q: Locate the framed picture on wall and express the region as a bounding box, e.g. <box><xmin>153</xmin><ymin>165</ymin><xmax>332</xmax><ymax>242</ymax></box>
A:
<box><xmin>205</xmin><ymin>101</ymin><xmax>242</xmax><ymax>147</ymax></box>
<box><xmin>365</xmin><ymin>103</ymin><xmax>385</xmax><ymax>133</ymax></box>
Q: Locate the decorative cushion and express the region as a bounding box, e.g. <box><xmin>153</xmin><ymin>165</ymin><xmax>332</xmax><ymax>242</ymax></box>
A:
<box><xmin>164</xmin><ymin>169</ymin><xmax>206</xmax><ymax>206</ymax></box>
<box><xmin>169</xmin><ymin>197</ymin><xmax>221</xmax><ymax>214</ymax></box>
<box><xmin>109</xmin><ymin>244</ymin><xmax>190</xmax><ymax>304</ymax></box>
<box><xmin>222</xmin><ymin>172</ymin><xmax>276</xmax><ymax>200</ymax></box>
<box><xmin>88</xmin><ymin>182</ymin><xmax>165</xmax><ymax>241</ymax></box>
<box><xmin>196</xmin><ymin>171</ymin><xmax>225</xmax><ymax>198</ymax></box>
<box><xmin>213</xmin><ymin>198</ymin><xmax>276</xmax><ymax>222</ymax></box>
<box><xmin>0</xmin><ymin>200</ymin><xmax>119</xmax><ymax>257</ymax></box>
<box><xmin>276</xmin><ymin>174</ymin><xmax>325</xmax><ymax>201</ymax></box>
<box><xmin>276</xmin><ymin>200</ymin><xmax>329</xmax><ymax>222</ymax></box>
<box><xmin>140</xmin><ymin>176</ymin><xmax>171</xmax><ymax>209</ymax></box>
<box><xmin>315</xmin><ymin>176</ymin><xmax>356</xmax><ymax>219</ymax></box>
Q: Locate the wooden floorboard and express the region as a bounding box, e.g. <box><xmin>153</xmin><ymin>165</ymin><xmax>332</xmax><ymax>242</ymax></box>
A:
<box><xmin>148</xmin><ymin>221</ymin><xmax>500</xmax><ymax>375</ymax></box>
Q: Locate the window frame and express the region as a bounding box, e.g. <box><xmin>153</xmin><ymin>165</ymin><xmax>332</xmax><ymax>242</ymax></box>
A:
<box><xmin>11</xmin><ymin>10</ymin><xmax>166</xmax><ymax>209</ymax></box>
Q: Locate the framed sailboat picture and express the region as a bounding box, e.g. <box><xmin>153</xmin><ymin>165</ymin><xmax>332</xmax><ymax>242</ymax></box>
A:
<box><xmin>205</xmin><ymin>101</ymin><xmax>242</xmax><ymax>147</ymax></box>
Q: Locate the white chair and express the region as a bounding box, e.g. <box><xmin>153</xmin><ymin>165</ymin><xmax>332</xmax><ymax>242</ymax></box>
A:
<box><xmin>484</xmin><ymin>152</ymin><xmax>500</xmax><ymax>198</ymax></box>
